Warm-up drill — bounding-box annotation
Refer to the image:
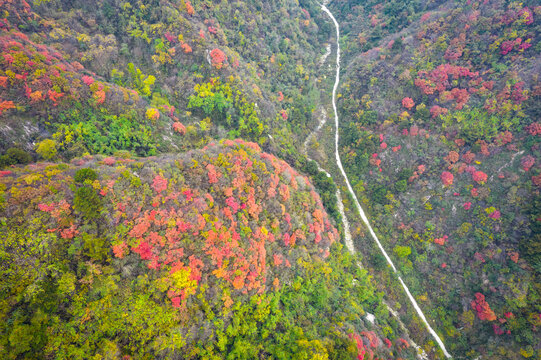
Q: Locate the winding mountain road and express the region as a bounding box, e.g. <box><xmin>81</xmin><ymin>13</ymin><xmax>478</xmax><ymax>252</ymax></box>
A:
<box><xmin>319</xmin><ymin>4</ymin><xmax>453</xmax><ymax>358</ymax></box>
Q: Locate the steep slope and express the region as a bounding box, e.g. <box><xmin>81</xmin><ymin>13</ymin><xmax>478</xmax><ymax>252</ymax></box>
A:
<box><xmin>0</xmin><ymin>140</ymin><xmax>419</xmax><ymax>359</ymax></box>
<box><xmin>321</xmin><ymin>4</ymin><xmax>451</xmax><ymax>358</ymax></box>
<box><xmin>326</xmin><ymin>0</ymin><xmax>540</xmax><ymax>358</ymax></box>
<box><xmin>0</xmin><ymin>0</ymin><xmax>345</xmax><ymax>253</ymax></box>
<box><xmin>0</xmin><ymin>0</ymin><xmax>330</xmax><ymax>162</ymax></box>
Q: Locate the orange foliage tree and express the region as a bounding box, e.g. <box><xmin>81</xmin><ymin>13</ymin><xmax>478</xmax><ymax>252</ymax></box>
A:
<box><xmin>471</xmin><ymin>293</ymin><xmax>496</xmax><ymax>321</ymax></box>
<box><xmin>402</xmin><ymin>97</ymin><xmax>415</xmax><ymax>110</ymax></box>
<box><xmin>0</xmin><ymin>100</ymin><xmax>15</xmax><ymax>115</ymax></box>
<box><xmin>185</xmin><ymin>1</ymin><xmax>194</xmax><ymax>15</ymax></box>
<box><xmin>441</xmin><ymin>171</ymin><xmax>454</xmax><ymax>186</ymax></box>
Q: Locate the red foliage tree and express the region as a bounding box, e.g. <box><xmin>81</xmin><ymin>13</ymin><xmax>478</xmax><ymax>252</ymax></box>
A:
<box><xmin>415</xmin><ymin>64</ymin><xmax>478</xmax><ymax>95</ymax></box>
<box><xmin>444</xmin><ymin>33</ymin><xmax>466</xmax><ymax>61</ymax></box>
<box><xmin>279</xmin><ymin>183</ymin><xmax>290</xmax><ymax>201</ymax></box>
<box><xmin>500</xmin><ymin>40</ymin><xmax>514</xmax><ymax>55</ymax></box>
<box><xmin>492</xmin><ymin>324</ymin><xmax>505</xmax><ymax>335</ymax></box>
<box><xmin>103</xmin><ymin>157</ymin><xmax>116</xmax><ymax>166</ymax></box>
<box><xmin>474</xmin><ymin>252</ymin><xmax>485</xmax><ymax>263</ymax></box>
<box><xmin>349</xmin><ymin>333</ymin><xmax>367</xmax><ymax>360</ymax></box>
<box><xmin>488</xmin><ymin>209</ymin><xmax>501</xmax><ymax>219</ymax></box>
<box><xmin>82</xmin><ymin>76</ymin><xmax>94</xmax><ymax>86</ymax></box>
<box><xmin>398</xmin><ymin>338</ymin><xmax>410</xmax><ymax>349</ymax></box>
<box><xmin>112</xmin><ymin>242</ymin><xmax>128</xmax><ymax>258</ymax></box>
<box><xmin>445</xmin><ymin>151</ymin><xmax>459</xmax><ymax>165</ymax></box>
<box><xmin>526</xmin><ymin>122</ymin><xmax>541</xmax><ymax>136</ymax></box>
<box><xmin>164</xmin><ymin>32</ymin><xmax>176</xmax><ymax>43</ymax></box>
<box><xmin>173</xmin><ymin>122</ymin><xmax>186</xmax><ymax>134</ymax></box>
<box><xmin>210</xmin><ymin>48</ymin><xmax>227</xmax><ymax>69</ymax></box>
<box><xmin>434</xmin><ymin>235</ymin><xmax>448</xmax><ymax>245</ymax></box>
<box><xmin>402</xmin><ymin>97</ymin><xmax>415</xmax><ymax>110</ymax></box>
<box><xmin>206</xmin><ymin>164</ymin><xmax>219</xmax><ymax>184</ymax></box>
<box><xmin>471</xmin><ymin>292</ymin><xmax>496</xmax><ymax>321</ymax></box>
<box><xmin>472</xmin><ymin>171</ymin><xmax>488</xmax><ymax>184</ymax></box>
<box><xmin>361</xmin><ymin>331</ymin><xmax>379</xmax><ymax>348</ymax></box>
<box><xmin>532</xmin><ymin>174</ymin><xmax>541</xmax><ymax>187</ymax></box>
<box><xmin>134</xmin><ymin>241</ymin><xmax>153</xmax><ymax>260</ymax></box>
<box><xmin>494</xmin><ymin>131</ymin><xmax>513</xmax><ymax>146</ymax></box>
<box><xmin>510</xmin><ymin>82</ymin><xmax>528</xmax><ymax>104</ymax></box>
<box><xmin>47</xmin><ymin>89</ymin><xmax>64</xmax><ymax>106</ymax></box>
<box><xmin>450</xmin><ymin>88</ymin><xmax>470</xmax><ymax>109</ymax></box>
<box><xmin>225</xmin><ymin>197</ymin><xmax>240</xmax><ymax>213</ymax></box>
<box><xmin>93</xmin><ymin>90</ymin><xmax>106</xmax><ymax>104</ymax></box>
<box><xmin>129</xmin><ymin>218</ymin><xmax>151</xmax><ymax>239</ymax></box>
<box><xmin>441</xmin><ymin>171</ymin><xmax>454</xmax><ymax>186</ymax></box>
<box><xmin>430</xmin><ymin>105</ymin><xmax>448</xmax><ymax>118</ymax></box>
<box><xmin>520</xmin><ymin>155</ymin><xmax>535</xmax><ymax>171</ymax></box>
<box><xmin>462</xmin><ymin>151</ymin><xmax>475</xmax><ymax>164</ymax></box>
<box><xmin>152</xmin><ymin>175</ymin><xmax>168</xmax><ymax>193</ymax></box>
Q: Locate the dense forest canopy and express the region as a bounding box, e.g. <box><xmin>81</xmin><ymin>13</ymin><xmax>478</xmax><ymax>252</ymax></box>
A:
<box><xmin>0</xmin><ymin>0</ymin><xmax>539</xmax><ymax>359</ymax></box>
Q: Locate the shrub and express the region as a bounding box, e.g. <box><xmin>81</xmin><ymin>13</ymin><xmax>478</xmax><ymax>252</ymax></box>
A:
<box><xmin>415</xmin><ymin>104</ymin><xmax>431</xmax><ymax>122</ymax></box>
<box><xmin>394</xmin><ymin>245</ymin><xmax>412</xmax><ymax>258</ymax></box>
<box><xmin>74</xmin><ymin>168</ymin><xmax>98</xmax><ymax>183</ymax></box>
<box><xmin>73</xmin><ymin>186</ymin><xmax>102</xmax><ymax>220</ymax></box>
<box><xmin>82</xmin><ymin>233</ymin><xmax>108</xmax><ymax>261</ymax></box>
<box><xmin>0</xmin><ymin>148</ymin><xmax>32</xmax><ymax>168</ymax></box>
<box><xmin>6</xmin><ymin>148</ymin><xmax>32</xmax><ymax>164</ymax></box>
<box><xmin>395</xmin><ymin>179</ymin><xmax>407</xmax><ymax>193</ymax></box>
<box><xmin>146</xmin><ymin>108</ymin><xmax>160</xmax><ymax>122</ymax></box>
<box><xmin>372</xmin><ymin>185</ymin><xmax>388</xmax><ymax>204</ymax></box>
<box><xmin>398</xmin><ymin>168</ymin><xmax>414</xmax><ymax>181</ymax></box>
<box><xmin>303</xmin><ymin>160</ymin><xmax>319</xmax><ymax>176</ymax></box>
<box><xmin>360</xmin><ymin>110</ymin><xmax>378</xmax><ymax>126</ymax></box>
<box><xmin>36</xmin><ymin>139</ymin><xmax>57</xmax><ymax>160</ymax></box>
<box><xmin>0</xmin><ymin>156</ymin><xmax>10</xmax><ymax>168</ymax></box>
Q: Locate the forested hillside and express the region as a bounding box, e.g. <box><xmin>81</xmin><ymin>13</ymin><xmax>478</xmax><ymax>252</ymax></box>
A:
<box><xmin>1</xmin><ymin>140</ymin><xmax>420</xmax><ymax>359</ymax></box>
<box><xmin>0</xmin><ymin>0</ymin><xmax>418</xmax><ymax>359</ymax></box>
<box><xmin>0</xmin><ymin>0</ymin><xmax>332</xmax><ymax>159</ymax></box>
<box><xmin>323</xmin><ymin>0</ymin><xmax>540</xmax><ymax>358</ymax></box>
<box><xmin>1</xmin><ymin>0</ymin><xmax>540</xmax><ymax>359</ymax></box>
